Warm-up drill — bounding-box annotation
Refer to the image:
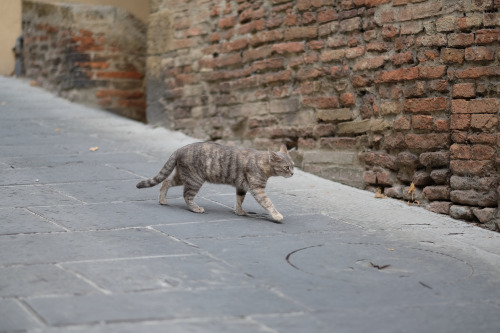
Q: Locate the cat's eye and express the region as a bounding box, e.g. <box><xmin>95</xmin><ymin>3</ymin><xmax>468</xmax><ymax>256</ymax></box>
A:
<box><xmin>285</xmin><ymin>166</ymin><xmax>290</xmax><ymax>170</ymax></box>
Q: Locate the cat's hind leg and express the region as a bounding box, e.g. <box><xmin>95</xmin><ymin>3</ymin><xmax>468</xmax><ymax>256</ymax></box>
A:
<box><xmin>159</xmin><ymin>168</ymin><xmax>182</xmax><ymax>205</ymax></box>
<box><xmin>235</xmin><ymin>188</ymin><xmax>247</xmax><ymax>216</ymax></box>
<box><xmin>249</xmin><ymin>187</ymin><xmax>283</xmax><ymax>222</ymax></box>
<box><xmin>183</xmin><ymin>180</ymin><xmax>205</xmax><ymax>213</ymax></box>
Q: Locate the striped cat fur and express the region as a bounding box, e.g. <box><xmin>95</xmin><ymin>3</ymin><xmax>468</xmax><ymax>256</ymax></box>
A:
<box><xmin>136</xmin><ymin>142</ymin><xmax>294</xmax><ymax>222</ymax></box>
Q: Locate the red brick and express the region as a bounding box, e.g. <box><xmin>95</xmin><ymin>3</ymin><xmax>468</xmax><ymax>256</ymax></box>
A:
<box><xmin>296</xmin><ymin>67</ymin><xmax>326</xmax><ymax>80</ymax></box>
<box><xmin>374</xmin><ymin>67</ymin><xmax>419</xmax><ymax>83</ymax></box>
<box><xmin>361</xmin><ymin>152</ymin><xmax>397</xmax><ymax>170</ymax></box>
<box><xmin>214</xmin><ymin>53</ymin><xmax>242</xmax><ymax>67</ymax></box>
<box><xmin>272</xmin><ymin>42</ymin><xmax>305</xmax><ymax>54</ymax></box>
<box><xmin>452</xmin><ymin>83</ymin><xmax>475</xmax><ymax>98</ymax></box>
<box><xmin>340</xmin><ymin>92</ymin><xmax>355</xmax><ymax>106</ymax></box>
<box><xmin>418</xmin><ymin>66</ymin><xmax>446</xmax><ymax>79</ymax></box>
<box><xmin>450</xmin><ymin>114</ymin><xmax>471</xmax><ymax>130</ymax></box>
<box><xmin>468</xmin><ymin>133</ymin><xmax>497</xmax><ymax>145</ymax></box>
<box><xmin>427</xmin><ymin>201</ymin><xmax>452</xmax><ymax>215</ymax></box>
<box><xmin>423</xmin><ymin>186</ymin><xmax>451</xmax><ymax>201</ymax></box>
<box><xmin>320</xmin><ymin>49</ymin><xmax>345</xmax><ymax>62</ymax></box>
<box><xmin>475</xmin><ymin>29</ymin><xmax>500</xmax><ymax>44</ymax></box>
<box><xmin>266</xmin><ymin>15</ymin><xmax>284</xmax><ymax>28</ymax></box>
<box><xmin>251</xmin><ymin>58</ymin><xmax>285</xmax><ymax>72</ymax></box>
<box><xmin>301</xmin><ymin>12</ymin><xmax>317</xmax><ymax>25</ymax></box>
<box><xmin>319</xmin><ymin>137</ymin><xmax>357</xmax><ymax>150</ymax></box>
<box><xmin>471</xmin><ymin>145</ymin><xmax>496</xmax><ymax>160</ymax></box>
<box><xmin>220</xmin><ymin>39</ymin><xmax>249</xmax><ymax>53</ymax></box>
<box><xmin>345</xmin><ymin>46</ymin><xmax>366</xmax><ymax>59</ymax></box>
<box><xmin>75</xmin><ymin>61</ymin><xmax>109</xmax><ymax>70</ymax></box>
<box><xmin>394</xmin><ymin>116</ymin><xmax>411</xmax><ymax>130</ymax></box>
<box><xmin>261</xmin><ymin>70</ymin><xmax>292</xmax><ymax>84</ymax></box>
<box><xmin>352</xmin><ymin>55</ymin><xmax>387</xmax><ymax>71</ymax></box>
<box><xmin>242</xmin><ymin>45</ymin><xmax>273</xmax><ymax>62</ymax></box>
<box><xmin>419</xmin><ymin>151</ymin><xmax>450</xmax><ymax>167</ymax></box>
<box><xmin>249</xmin><ymin>30</ymin><xmax>284</xmax><ymax>46</ymax></box>
<box><xmin>450</xmin><ymin>160</ymin><xmax>495</xmax><ymax>176</ymax></box>
<box><xmin>302</xmin><ymin>96</ymin><xmax>340</xmax><ymax>109</ymax></box>
<box><xmin>318</xmin><ymin>9</ymin><xmax>338</xmax><ymax>23</ymax></box>
<box><xmin>366</xmin><ymin>41</ymin><xmax>391</xmax><ymax>52</ymax></box>
<box><xmin>238</xmin><ymin>19</ymin><xmax>266</xmax><ymax>34</ymax></box>
<box><xmin>312</xmin><ymin>124</ymin><xmax>336</xmax><ymax>137</ymax></box>
<box><xmin>340</xmin><ymin>17</ymin><xmax>361</xmax><ymax>32</ymax></box>
<box><xmin>350</xmin><ymin>75</ymin><xmax>371</xmax><ymax>88</ymax></box>
<box><xmin>470</xmin><ymin>114</ymin><xmax>499</xmax><ymax>130</ymax></box>
<box><xmin>381</xmin><ymin>25</ymin><xmax>399</xmax><ymax>39</ymax></box>
<box><xmin>433</xmin><ymin>118</ymin><xmax>449</xmax><ymax>132</ymax></box>
<box><xmin>440</xmin><ymin>48</ymin><xmax>465</xmax><ymax>64</ymax></box>
<box><xmin>464</xmin><ymin>46</ymin><xmax>495</xmax><ymax>62</ymax></box>
<box><xmin>219</xmin><ymin>16</ymin><xmax>238</xmax><ymax>29</ymax></box>
<box><xmin>451</xmin><ymin>144</ymin><xmax>471</xmax><ymax>159</ymax></box>
<box><xmin>330</xmin><ymin>65</ymin><xmax>349</xmax><ymax>78</ymax></box>
<box><xmin>455</xmin><ymin>66</ymin><xmax>500</xmax><ymax>79</ymax></box>
<box><xmin>404</xmin><ymin>97</ymin><xmax>449</xmax><ymax>113</ymax></box>
<box><xmin>307</xmin><ymin>40</ymin><xmax>324</xmax><ymax>50</ymax></box>
<box><xmin>390</xmin><ymin>51</ymin><xmax>413</xmax><ymax>66</ymax></box>
<box><xmin>429</xmin><ymin>80</ymin><xmax>449</xmax><ymax>92</ymax></box>
<box><xmin>405</xmin><ymin>133</ymin><xmax>450</xmax><ymax>150</ymax></box>
<box><xmin>416</xmin><ymin>34</ymin><xmax>447</xmax><ymax>47</ymax></box>
<box><xmin>384</xmin><ymin>132</ymin><xmax>407</xmax><ymax>150</ymax></box>
<box><xmin>447</xmin><ymin>33</ymin><xmax>474</xmax><ymax>47</ymax></box>
<box><xmin>412</xmin><ymin>115</ymin><xmax>434</xmax><ymax>130</ymax></box>
<box><xmin>284</xmin><ymin>26</ymin><xmax>318</xmax><ymax>40</ymax></box>
<box><xmin>469</xmin><ymin>99</ymin><xmax>500</xmax><ymax>114</ymax></box>
<box><xmin>284</xmin><ymin>14</ymin><xmax>299</xmax><ymax>26</ymax></box>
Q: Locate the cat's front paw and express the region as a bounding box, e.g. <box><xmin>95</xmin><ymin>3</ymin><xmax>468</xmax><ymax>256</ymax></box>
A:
<box><xmin>272</xmin><ymin>212</ymin><xmax>283</xmax><ymax>222</ymax></box>
<box><xmin>235</xmin><ymin>208</ymin><xmax>247</xmax><ymax>216</ymax></box>
<box><xmin>190</xmin><ymin>206</ymin><xmax>205</xmax><ymax>213</ymax></box>
<box><xmin>159</xmin><ymin>197</ymin><xmax>168</xmax><ymax>205</ymax></box>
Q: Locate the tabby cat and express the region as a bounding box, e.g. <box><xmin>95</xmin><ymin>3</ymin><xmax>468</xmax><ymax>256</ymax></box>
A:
<box><xmin>136</xmin><ymin>142</ymin><xmax>294</xmax><ymax>222</ymax></box>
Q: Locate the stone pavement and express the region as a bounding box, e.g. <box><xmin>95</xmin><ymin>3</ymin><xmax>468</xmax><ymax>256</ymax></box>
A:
<box><xmin>1</xmin><ymin>76</ymin><xmax>500</xmax><ymax>333</ymax></box>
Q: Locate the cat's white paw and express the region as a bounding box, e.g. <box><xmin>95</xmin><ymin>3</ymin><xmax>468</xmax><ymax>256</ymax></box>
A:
<box><xmin>190</xmin><ymin>206</ymin><xmax>205</xmax><ymax>213</ymax></box>
<box><xmin>159</xmin><ymin>197</ymin><xmax>168</xmax><ymax>205</ymax></box>
<box><xmin>272</xmin><ymin>212</ymin><xmax>283</xmax><ymax>222</ymax></box>
<box><xmin>235</xmin><ymin>208</ymin><xmax>247</xmax><ymax>216</ymax></box>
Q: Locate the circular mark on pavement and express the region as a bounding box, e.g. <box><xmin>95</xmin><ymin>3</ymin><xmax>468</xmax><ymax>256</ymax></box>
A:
<box><xmin>286</xmin><ymin>243</ymin><xmax>473</xmax><ymax>284</ymax></box>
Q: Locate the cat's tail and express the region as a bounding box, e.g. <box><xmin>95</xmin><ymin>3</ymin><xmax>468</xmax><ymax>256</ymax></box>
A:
<box><xmin>136</xmin><ymin>153</ymin><xmax>177</xmax><ymax>189</ymax></box>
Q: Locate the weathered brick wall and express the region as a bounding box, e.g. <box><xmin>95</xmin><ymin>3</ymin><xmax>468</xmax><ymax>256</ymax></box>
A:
<box><xmin>22</xmin><ymin>0</ymin><xmax>147</xmax><ymax>121</ymax></box>
<box><xmin>147</xmin><ymin>0</ymin><xmax>500</xmax><ymax>227</ymax></box>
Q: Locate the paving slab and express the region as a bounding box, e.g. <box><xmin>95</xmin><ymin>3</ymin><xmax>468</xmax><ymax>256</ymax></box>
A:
<box><xmin>1</xmin><ymin>77</ymin><xmax>500</xmax><ymax>333</ymax></box>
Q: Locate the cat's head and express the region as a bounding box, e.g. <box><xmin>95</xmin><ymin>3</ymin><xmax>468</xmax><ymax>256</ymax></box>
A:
<box><xmin>270</xmin><ymin>144</ymin><xmax>294</xmax><ymax>178</ymax></box>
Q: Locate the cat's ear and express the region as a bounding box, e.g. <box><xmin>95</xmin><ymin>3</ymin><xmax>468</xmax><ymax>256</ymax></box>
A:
<box><xmin>279</xmin><ymin>144</ymin><xmax>288</xmax><ymax>154</ymax></box>
<box><xmin>269</xmin><ymin>150</ymin><xmax>282</xmax><ymax>162</ymax></box>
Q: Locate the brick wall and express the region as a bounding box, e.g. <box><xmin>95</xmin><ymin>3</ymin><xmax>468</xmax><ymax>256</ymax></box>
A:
<box><xmin>22</xmin><ymin>0</ymin><xmax>146</xmax><ymax>121</ymax></box>
<box><xmin>149</xmin><ymin>0</ymin><xmax>500</xmax><ymax>228</ymax></box>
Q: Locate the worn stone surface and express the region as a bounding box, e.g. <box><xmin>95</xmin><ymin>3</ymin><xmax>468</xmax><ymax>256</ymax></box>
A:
<box><xmin>1</xmin><ymin>77</ymin><xmax>500</xmax><ymax>333</ymax></box>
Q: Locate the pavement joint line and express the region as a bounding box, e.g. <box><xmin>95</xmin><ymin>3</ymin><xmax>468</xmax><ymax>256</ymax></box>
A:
<box><xmin>16</xmin><ymin>298</ymin><xmax>49</xmax><ymax>327</ymax></box>
<box><xmin>55</xmin><ymin>263</ymin><xmax>112</xmax><ymax>295</ymax></box>
<box><xmin>46</xmin><ymin>185</ymin><xmax>88</xmax><ymax>205</ymax></box>
<box><xmin>23</xmin><ymin>207</ymin><xmax>71</xmax><ymax>232</ymax></box>
<box><xmin>146</xmin><ymin>226</ymin><xmax>201</xmax><ymax>249</ymax></box>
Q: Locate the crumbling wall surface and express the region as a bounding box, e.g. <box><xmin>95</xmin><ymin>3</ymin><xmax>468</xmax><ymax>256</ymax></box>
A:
<box><xmin>22</xmin><ymin>0</ymin><xmax>146</xmax><ymax>120</ymax></box>
<box><xmin>147</xmin><ymin>0</ymin><xmax>500</xmax><ymax>227</ymax></box>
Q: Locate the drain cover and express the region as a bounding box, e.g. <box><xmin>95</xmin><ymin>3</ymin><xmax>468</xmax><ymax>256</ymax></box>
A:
<box><xmin>286</xmin><ymin>243</ymin><xmax>473</xmax><ymax>284</ymax></box>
